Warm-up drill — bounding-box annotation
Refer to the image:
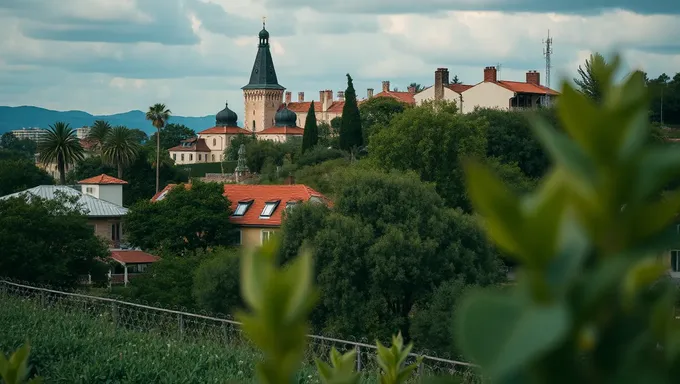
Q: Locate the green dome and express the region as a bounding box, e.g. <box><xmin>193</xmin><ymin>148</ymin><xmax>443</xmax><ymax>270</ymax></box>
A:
<box><xmin>259</xmin><ymin>27</ymin><xmax>269</xmax><ymax>40</ymax></box>
<box><xmin>216</xmin><ymin>102</ymin><xmax>238</xmax><ymax>126</ymax></box>
<box><xmin>274</xmin><ymin>105</ymin><xmax>297</xmax><ymax>127</ymax></box>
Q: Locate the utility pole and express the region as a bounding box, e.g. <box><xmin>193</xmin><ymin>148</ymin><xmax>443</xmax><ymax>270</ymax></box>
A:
<box><xmin>496</xmin><ymin>63</ymin><xmax>502</xmax><ymax>80</ymax></box>
<box><xmin>542</xmin><ymin>30</ymin><xmax>553</xmax><ymax>89</ymax></box>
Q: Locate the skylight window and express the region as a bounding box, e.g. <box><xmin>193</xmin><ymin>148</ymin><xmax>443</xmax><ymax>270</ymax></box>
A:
<box><xmin>233</xmin><ymin>200</ymin><xmax>253</xmax><ymax>216</ymax></box>
<box><xmin>156</xmin><ymin>190</ymin><xmax>169</xmax><ymax>201</ymax></box>
<box><xmin>260</xmin><ymin>200</ymin><xmax>280</xmax><ymax>218</ymax></box>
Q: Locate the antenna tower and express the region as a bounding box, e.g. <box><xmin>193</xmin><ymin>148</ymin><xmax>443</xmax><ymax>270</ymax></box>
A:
<box><xmin>542</xmin><ymin>30</ymin><xmax>553</xmax><ymax>88</ymax></box>
<box><xmin>496</xmin><ymin>63</ymin><xmax>502</xmax><ymax>80</ymax></box>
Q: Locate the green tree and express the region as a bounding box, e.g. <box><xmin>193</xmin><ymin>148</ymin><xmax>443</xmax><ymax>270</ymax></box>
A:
<box><xmin>302</xmin><ymin>101</ymin><xmax>319</xmax><ymax>153</ymax></box>
<box><xmin>0</xmin><ymin>132</ymin><xmax>37</xmax><ymax>159</ymax></box>
<box><xmin>129</xmin><ymin>128</ymin><xmax>148</xmax><ymax>144</ymax></box>
<box><xmin>408</xmin><ymin>82</ymin><xmax>424</xmax><ymax>92</ymax></box>
<box><xmin>102</xmin><ymin>126</ymin><xmax>140</xmax><ymax>178</ymax></box>
<box><xmin>0</xmin><ymin>159</ymin><xmax>53</xmax><ymax>196</ymax></box>
<box><xmin>225</xmin><ymin>133</ymin><xmax>256</xmax><ymax>161</ymax></box>
<box><xmin>293</xmin><ymin>157</ymin><xmax>350</xmax><ymax>197</ymax></box>
<box><xmin>573</xmin><ymin>52</ymin><xmax>608</xmax><ymax>103</ymax></box>
<box><xmin>359</xmin><ymin>96</ymin><xmax>408</xmax><ymax>142</ymax></box>
<box><xmin>0</xmin><ymin>192</ymin><xmax>109</xmax><ymax>287</ymax></box>
<box><xmin>339</xmin><ymin>74</ymin><xmax>363</xmax><ymax>154</ymax></box>
<box><xmin>369</xmin><ymin>104</ymin><xmax>487</xmax><ymax>210</ymax></box>
<box><xmin>0</xmin><ymin>132</ymin><xmax>17</xmax><ymax>149</ymax></box>
<box><xmin>192</xmin><ymin>247</ymin><xmax>242</xmax><ymax>315</ymax></box>
<box><xmin>145</xmin><ymin>103</ymin><xmax>172</xmax><ymax>193</ymax></box>
<box><xmin>124</xmin><ymin>180</ymin><xmax>235</xmax><ymax>254</ymax></box>
<box><xmin>87</xmin><ymin>120</ymin><xmax>112</xmax><ymax>153</ymax></box>
<box><xmin>279</xmin><ymin>168</ymin><xmax>504</xmax><ymax>343</ymax></box>
<box><xmin>146</xmin><ymin>123</ymin><xmax>195</xmax><ymax>152</ymax></box>
<box><xmin>38</xmin><ymin>122</ymin><xmax>84</xmax><ymax>185</ymax></box>
<box><xmin>127</xmin><ymin>254</ymin><xmax>202</xmax><ymax>310</ymax></box>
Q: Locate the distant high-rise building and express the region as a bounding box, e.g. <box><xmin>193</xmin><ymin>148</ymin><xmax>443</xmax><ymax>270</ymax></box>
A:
<box><xmin>76</xmin><ymin>126</ymin><xmax>91</xmax><ymax>139</ymax></box>
<box><xmin>10</xmin><ymin>127</ymin><xmax>47</xmax><ymax>142</ymax></box>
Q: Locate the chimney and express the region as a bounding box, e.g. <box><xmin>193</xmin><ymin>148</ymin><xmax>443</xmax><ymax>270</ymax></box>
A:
<box><xmin>382</xmin><ymin>81</ymin><xmax>390</xmax><ymax>93</ymax></box>
<box><xmin>434</xmin><ymin>67</ymin><xmax>449</xmax><ymax>101</ymax></box>
<box><xmin>484</xmin><ymin>66</ymin><xmax>498</xmax><ymax>82</ymax></box>
<box><xmin>319</xmin><ymin>90</ymin><xmax>325</xmax><ymax>104</ymax></box>
<box><xmin>367</xmin><ymin>88</ymin><xmax>374</xmax><ymax>98</ymax></box>
<box><xmin>284</xmin><ymin>175</ymin><xmax>295</xmax><ymax>185</ymax></box>
<box><xmin>298</xmin><ymin>92</ymin><xmax>305</xmax><ymax>102</ymax></box>
<box><xmin>407</xmin><ymin>86</ymin><xmax>416</xmax><ymax>94</ymax></box>
<box><xmin>285</xmin><ymin>91</ymin><xmax>292</xmax><ymax>104</ymax></box>
<box><xmin>526</xmin><ymin>70</ymin><xmax>540</xmax><ymax>85</ymax></box>
<box><xmin>337</xmin><ymin>90</ymin><xmax>345</xmax><ymax>100</ymax></box>
<box><xmin>326</xmin><ymin>89</ymin><xmax>333</xmax><ymax>101</ymax></box>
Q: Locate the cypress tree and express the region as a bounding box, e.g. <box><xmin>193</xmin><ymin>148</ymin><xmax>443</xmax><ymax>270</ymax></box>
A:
<box><xmin>301</xmin><ymin>101</ymin><xmax>318</xmax><ymax>153</ymax></box>
<box><xmin>339</xmin><ymin>74</ymin><xmax>363</xmax><ymax>152</ymax></box>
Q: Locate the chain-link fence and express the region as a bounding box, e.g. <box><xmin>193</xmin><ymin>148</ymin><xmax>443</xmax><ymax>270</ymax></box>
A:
<box><xmin>0</xmin><ymin>279</ymin><xmax>480</xmax><ymax>382</ymax></box>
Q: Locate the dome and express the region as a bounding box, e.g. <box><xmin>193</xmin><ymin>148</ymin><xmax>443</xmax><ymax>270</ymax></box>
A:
<box><xmin>259</xmin><ymin>27</ymin><xmax>269</xmax><ymax>40</ymax></box>
<box><xmin>215</xmin><ymin>102</ymin><xmax>238</xmax><ymax>126</ymax></box>
<box><xmin>274</xmin><ymin>105</ymin><xmax>297</xmax><ymax>127</ymax></box>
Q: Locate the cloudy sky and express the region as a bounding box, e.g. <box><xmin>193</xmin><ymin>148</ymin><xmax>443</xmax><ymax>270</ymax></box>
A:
<box><xmin>0</xmin><ymin>0</ymin><xmax>679</xmax><ymax>118</ymax></box>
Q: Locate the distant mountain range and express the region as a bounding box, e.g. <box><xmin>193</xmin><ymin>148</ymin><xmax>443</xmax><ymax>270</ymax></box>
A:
<box><xmin>0</xmin><ymin>106</ymin><xmax>218</xmax><ymax>135</ymax></box>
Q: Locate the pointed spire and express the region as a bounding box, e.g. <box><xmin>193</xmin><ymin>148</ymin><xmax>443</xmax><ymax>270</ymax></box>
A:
<box><xmin>244</xmin><ymin>21</ymin><xmax>283</xmax><ymax>90</ymax></box>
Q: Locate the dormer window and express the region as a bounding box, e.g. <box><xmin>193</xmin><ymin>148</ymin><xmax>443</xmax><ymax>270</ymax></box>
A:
<box><xmin>181</xmin><ymin>141</ymin><xmax>192</xmax><ymax>147</ymax></box>
<box><xmin>260</xmin><ymin>200</ymin><xmax>280</xmax><ymax>218</ymax></box>
<box><xmin>156</xmin><ymin>189</ymin><xmax>169</xmax><ymax>201</ymax></box>
<box><xmin>233</xmin><ymin>199</ymin><xmax>253</xmax><ymax>216</ymax></box>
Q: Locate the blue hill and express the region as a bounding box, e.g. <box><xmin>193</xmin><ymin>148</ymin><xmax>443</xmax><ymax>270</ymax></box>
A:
<box><xmin>0</xmin><ymin>106</ymin><xmax>219</xmax><ymax>134</ymax></box>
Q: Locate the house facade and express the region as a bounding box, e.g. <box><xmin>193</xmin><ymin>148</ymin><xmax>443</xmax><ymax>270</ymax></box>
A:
<box><xmin>152</xmin><ymin>183</ymin><xmax>331</xmax><ymax>248</ymax></box>
<box><xmin>414</xmin><ymin>66</ymin><xmax>559</xmax><ymax>113</ymax></box>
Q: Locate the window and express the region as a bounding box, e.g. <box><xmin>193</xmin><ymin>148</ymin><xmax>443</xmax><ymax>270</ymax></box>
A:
<box><xmin>173</xmin><ymin>154</ymin><xmax>177</xmax><ymax>160</ymax></box>
<box><xmin>252</xmin><ymin>120</ymin><xmax>256</xmax><ymax>131</ymax></box>
<box><xmin>212</xmin><ymin>154</ymin><xmax>215</xmax><ymax>161</ymax></box>
<box><xmin>181</xmin><ymin>154</ymin><xmax>185</xmax><ymax>161</ymax></box>
<box><xmin>128</xmin><ymin>264</ymin><xmax>148</xmax><ymax>273</ymax></box>
<box><xmin>233</xmin><ymin>200</ymin><xmax>253</xmax><ymax>216</ymax></box>
<box><xmin>189</xmin><ymin>154</ymin><xmax>193</xmax><ymax>161</ymax></box>
<box><xmin>198</xmin><ymin>154</ymin><xmax>202</xmax><ymax>161</ymax></box>
<box><xmin>85</xmin><ymin>187</ymin><xmax>94</xmax><ymax>194</ymax></box>
<box><xmin>213</xmin><ymin>138</ymin><xmax>217</xmax><ymax>146</ymax></box>
<box><xmin>672</xmin><ymin>250</ymin><xmax>680</xmax><ymax>272</ymax></box>
<box><xmin>260</xmin><ymin>200</ymin><xmax>280</xmax><ymax>218</ymax></box>
<box><xmin>261</xmin><ymin>230</ymin><xmax>276</xmax><ymax>245</ymax></box>
<box><xmin>111</xmin><ymin>222</ymin><xmax>121</xmax><ymax>241</ymax></box>
<box><xmin>156</xmin><ymin>189</ymin><xmax>169</xmax><ymax>201</ymax></box>
<box><xmin>234</xmin><ymin>229</ymin><xmax>242</xmax><ymax>245</ymax></box>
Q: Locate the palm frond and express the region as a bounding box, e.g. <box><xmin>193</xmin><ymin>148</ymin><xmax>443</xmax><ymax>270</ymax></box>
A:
<box><xmin>145</xmin><ymin>103</ymin><xmax>172</xmax><ymax>130</ymax></box>
<box><xmin>102</xmin><ymin>126</ymin><xmax>141</xmax><ymax>169</ymax></box>
<box><xmin>38</xmin><ymin>122</ymin><xmax>84</xmax><ymax>165</ymax></box>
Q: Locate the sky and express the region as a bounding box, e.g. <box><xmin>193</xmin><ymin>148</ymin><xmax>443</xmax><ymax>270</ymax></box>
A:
<box><xmin>0</xmin><ymin>0</ymin><xmax>679</xmax><ymax>119</ymax></box>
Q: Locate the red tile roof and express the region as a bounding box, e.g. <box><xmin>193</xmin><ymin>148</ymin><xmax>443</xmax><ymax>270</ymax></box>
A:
<box><xmin>151</xmin><ymin>183</ymin><xmax>331</xmax><ymax>227</ymax></box>
<box><xmin>80</xmin><ymin>138</ymin><xmax>96</xmax><ymax>150</ymax></box>
<box><xmin>286</xmin><ymin>101</ymin><xmax>347</xmax><ymax>113</ymax></box>
<box><xmin>78</xmin><ymin>174</ymin><xmax>128</xmax><ymax>185</ymax></box>
<box><xmin>372</xmin><ymin>91</ymin><xmax>416</xmax><ymax>105</ymax></box>
<box><xmin>198</xmin><ymin>126</ymin><xmax>252</xmax><ymax>135</ymax></box>
<box><xmin>111</xmin><ymin>250</ymin><xmax>160</xmax><ymax>264</ymax></box>
<box><xmin>168</xmin><ymin>137</ymin><xmax>211</xmax><ymax>152</ymax></box>
<box><xmin>258</xmin><ymin>126</ymin><xmax>305</xmax><ymax>135</ymax></box>
<box><xmin>447</xmin><ymin>84</ymin><xmax>473</xmax><ymax>94</ymax></box>
<box><xmin>496</xmin><ymin>81</ymin><xmax>560</xmax><ymax>96</ymax></box>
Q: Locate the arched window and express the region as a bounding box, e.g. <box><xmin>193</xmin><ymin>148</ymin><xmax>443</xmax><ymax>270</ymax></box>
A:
<box><xmin>213</xmin><ymin>138</ymin><xmax>216</xmax><ymax>146</ymax></box>
<box><xmin>212</xmin><ymin>154</ymin><xmax>215</xmax><ymax>161</ymax></box>
<box><xmin>181</xmin><ymin>154</ymin><xmax>185</xmax><ymax>161</ymax></box>
<box><xmin>252</xmin><ymin>120</ymin><xmax>256</xmax><ymax>131</ymax></box>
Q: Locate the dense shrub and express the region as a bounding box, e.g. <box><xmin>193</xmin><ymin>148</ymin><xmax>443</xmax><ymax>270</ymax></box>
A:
<box><xmin>192</xmin><ymin>247</ymin><xmax>242</xmax><ymax>315</ymax></box>
<box><xmin>296</xmin><ymin>146</ymin><xmax>346</xmax><ymax>168</ymax></box>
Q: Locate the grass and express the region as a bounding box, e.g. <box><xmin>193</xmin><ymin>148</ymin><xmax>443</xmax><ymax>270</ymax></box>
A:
<box><xmin>0</xmin><ymin>291</ymin><xmax>480</xmax><ymax>383</ymax></box>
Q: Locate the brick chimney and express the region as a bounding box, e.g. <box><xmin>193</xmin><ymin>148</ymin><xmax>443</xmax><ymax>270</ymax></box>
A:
<box><xmin>434</xmin><ymin>67</ymin><xmax>449</xmax><ymax>101</ymax></box>
<box><xmin>326</xmin><ymin>90</ymin><xmax>333</xmax><ymax>101</ymax></box>
<box><xmin>382</xmin><ymin>81</ymin><xmax>390</xmax><ymax>93</ymax></box>
<box><xmin>337</xmin><ymin>90</ymin><xmax>345</xmax><ymax>100</ymax></box>
<box><xmin>407</xmin><ymin>86</ymin><xmax>416</xmax><ymax>94</ymax></box>
<box><xmin>484</xmin><ymin>66</ymin><xmax>498</xmax><ymax>82</ymax></box>
<box><xmin>285</xmin><ymin>91</ymin><xmax>292</xmax><ymax>104</ymax></box>
<box><xmin>319</xmin><ymin>90</ymin><xmax>325</xmax><ymax>104</ymax></box>
<box><xmin>526</xmin><ymin>70</ymin><xmax>540</xmax><ymax>85</ymax></box>
<box><xmin>298</xmin><ymin>92</ymin><xmax>305</xmax><ymax>102</ymax></box>
<box><xmin>367</xmin><ymin>88</ymin><xmax>374</xmax><ymax>98</ymax></box>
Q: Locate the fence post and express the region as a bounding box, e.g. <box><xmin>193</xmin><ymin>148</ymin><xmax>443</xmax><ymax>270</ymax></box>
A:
<box><xmin>178</xmin><ymin>313</ymin><xmax>184</xmax><ymax>339</ymax></box>
<box><xmin>356</xmin><ymin>345</ymin><xmax>362</xmax><ymax>372</ymax></box>
<box><xmin>112</xmin><ymin>302</ymin><xmax>118</xmax><ymax>327</ymax></box>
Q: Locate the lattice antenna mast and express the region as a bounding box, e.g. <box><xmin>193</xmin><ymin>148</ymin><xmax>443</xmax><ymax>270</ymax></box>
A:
<box><xmin>542</xmin><ymin>29</ymin><xmax>553</xmax><ymax>89</ymax></box>
<box><xmin>496</xmin><ymin>63</ymin><xmax>502</xmax><ymax>80</ymax></box>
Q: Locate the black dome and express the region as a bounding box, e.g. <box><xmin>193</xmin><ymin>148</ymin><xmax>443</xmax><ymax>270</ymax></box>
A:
<box><xmin>216</xmin><ymin>102</ymin><xmax>238</xmax><ymax>126</ymax></box>
<box><xmin>275</xmin><ymin>105</ymin><xmax>297</xmax><ymax>127</ymax></box>
<box><xmin>259</xmin><ymin>27</ymin><xmax>269</xmax><ymax>40</ymax></box>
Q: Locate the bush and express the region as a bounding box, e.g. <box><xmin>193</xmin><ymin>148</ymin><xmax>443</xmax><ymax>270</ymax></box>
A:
<box><xmin>180</xmin><ymin>161</ymin><xmax>237</xmax><ymax>177</ymax></box>
<box><xmin>126</xmin><ymin>255</ymin><xmax>202</xmax><ymax>309</ymax></box>
<box><xmin>296</xmin><ymin>146</ymin><xmax>346</xmax><ymax>168</ymax></box>
<box><xmin>192</xmin><ymin>247</ymin><xmax>242</xmax><ymax>315</ymax></box>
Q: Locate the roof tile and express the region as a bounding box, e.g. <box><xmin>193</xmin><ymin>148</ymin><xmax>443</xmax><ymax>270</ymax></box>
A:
<box><xmin>258</xmin><ymin>126</ymin><xmax>305</xmax><ymax>135</ymax></box>
<box><xmin>199</xmin><ymin>126</ymin><xmax>252</xmax><ymax>135</ymax></box>
<box><xmin>111</xmin><ymin>250</ymin><xmax>160</xmax><ymax>264</ymax></box>
<box><xmin>372</xmin><ymin>91</ymin><xmax>416</xmax><ymax>105</ymax></box>
<box><xmin>78</xmin><ymin>174</ymin><xmax>128</xmax><ymax>185</ymax></box>
<box><xmin>168</xmin><ymin>137</ymin><xmax>211</xmax><ymax>152</ymax></box>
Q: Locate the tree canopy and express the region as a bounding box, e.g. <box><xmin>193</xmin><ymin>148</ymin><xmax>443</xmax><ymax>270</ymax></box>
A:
<box><xmin>0</xmin><ymin>159</ymin><xmax>53</xmax><ymax>196</ymax></box>
<box><xmin>573</xmin><ymin>52</ymin><xmax>608</xmax><ymax>103</ymax></box>
<box><xmin>358</xmin><ymin>96</ymin><xmax>409</xmax><ymax>143</ymax></box>
<box><xmin>302</xmin><ymin>101</ymin><xmax>319</xmax><ymax>153</ymax></box>
<box><xmin>146</xmin><ymin>123</ymin><xmax>195</xmax><ymax>152</ymax></box>
<box><xmin>123</xmin><ymin>180</ymin><xmax>235</xmax><ymax>254</ymax></box>
<box><xmin>338</xmin><ymin>74</ymin><xmax>363</xmax><ymax>153</ymax></box>
<box><xmin>38</xmin><ymin>122</ymin><xmax>84</xmax><ymax>185</ymax></box>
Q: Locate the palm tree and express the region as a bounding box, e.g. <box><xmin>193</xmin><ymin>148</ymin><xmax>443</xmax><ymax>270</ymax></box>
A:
<box><xmin>574</xmin><ymin>52</ymin><xmax>608</xmax><ymax>103</ymax></box>
<box><xmin>145</xmin><ymin>103</ymin><xmax>171</xmax><ymax>193</ymax></box>
<box><xmin>38</xmin><ymin>122</ymin><xmax>85</xmax><ymax>185</ymax></box>
<box><xmin>88</xmin><ymin>120</ymin><xmax>112</xmax><ymax>153</ymax></box>
<box><xmin>102</xmin><ymin>126</ymin><xmax>141</xmax><ymax>178</ymax></box>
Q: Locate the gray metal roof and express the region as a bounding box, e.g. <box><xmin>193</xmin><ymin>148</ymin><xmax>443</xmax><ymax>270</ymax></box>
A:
<box><xmin>0</xmin><ymin>185</ymin><xmax>128</xmax><ymax>217</ymax></box>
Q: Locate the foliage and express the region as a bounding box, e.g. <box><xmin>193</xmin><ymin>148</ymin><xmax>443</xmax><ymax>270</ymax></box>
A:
<box><xmin>296</xmin><ymin>146</ymin><xmax>347</xmax><ymax>168</ymax></box>
<box><xmin>226</xmin><ymin>133</ymin><xmax>257</xmax><ymax>160</ymax></box>
<box><xmin>37</xmin><ymin>122</ymin><xmax>84</xmax><ymax>185</ymax></box>
<box><xmin>339</xmin><ymin>74</ymin><xmax>363</xmax><ymax>153</ymax></box>
<box><xmin>146</xmin><ymin>122</ymin><xmax>195</xmax><ymax>152</ymax></box>
<box><xmin>317</xmin><ymin>121</ymin><xmax>337</xmax><ymax>148</ymax></box>
<box><xmin>180</xmin><ymin>160</ymin><xmax>237</xmax><ymax>177</ymax></box>
<box><xmin>647</xmin><ymin>72</ymin><xmax>680</xmax><ymax>126</ymax></box>
<box><xmin>485</xmin><ymin>158</ymin><xmax>538</xmax><ymax>195</ymax></box>
<box><xmin>124</xmin><ymin>180</ymin><xmax>236</xmax><ymax>253</ymax></box>
<box><xmin>0</xmin><ymin>132</ymin><xmax>36</xmax><ymax>158</ymax></box>
<box><xmin>192</xmin><ymin>247</ymin><xmax>243</xmax><ymax>315</ymax></box>
<box><xmin>419</xmin><ymin>99</ymin><xmax>459</xmax><ymax>115</ymax></box>
<box><xmin>0</xmin><ymin>343</ymin><xmax>42</xmax><ymax>384</ymax></box>
<box><xmin>280</xmin><ymin>168</ymin><xmax>504</xmax><ymax>347</ymax></box>
<box><xmin>0</xmin><ymin>159</ymin><xmax>53</xmax><ymax>196</ymax></box>
<box><xmin>127</xmin><ymin>254</ymin><xmax>203</xmax><ymax>309</ymax></box>
<box><xmin>87</xmin><ymin>120</ymin><xmax>112</xmax><ymax>152</ymax></box>
<box><xmin>102</xmin><ymin>126</ymin><xmax>141</xmax><ymax>178</ymax></box>
<box><xmin>375</xmin><ymin>333</ymin><xmax>422</xmax><ymax>384</ymax></box>
<box><xmin>359</xmin><ymin>96</ymin><xmax>408</xmax><ymax>143</ymax></box>
<box><xmin>455</xmin><ymin>55</ymin><xmax>680</xmax><ymax>382</ymax></box>
<box><xmin>0</xmin><ymin>192</ymin><xmax>109</xmax><ymax>287</ymax></box>
<box><xmin>573</xmin><ymin>52</ymin><xmax>608</xmax><ymax>103</ymax></box>
<box><xmin>369</xmin><ymin>104</ymin><xmax>487</xmax><ymax>211</ymax></box>
<box><xmin>302</xmin><ymin>101</ymin><xmax>320</xmax><ymax>153</ymax></box>
<box><xmin>315</xmin><ymin>347</ymin><xmax>360</xmax><ymax>384</ymax></box>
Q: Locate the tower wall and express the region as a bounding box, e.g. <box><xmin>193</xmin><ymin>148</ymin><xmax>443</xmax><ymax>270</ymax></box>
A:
<box><xmin>244</xmin><ymin>89</ymin><xmax>284</xmax><ymax>132</ymax></box>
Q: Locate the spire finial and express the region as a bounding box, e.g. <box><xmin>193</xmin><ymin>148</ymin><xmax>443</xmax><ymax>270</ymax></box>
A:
<box><xmin>262</xmin><ymin>16</ymin><xmax>266</xmax><ymax>29</ymax></box>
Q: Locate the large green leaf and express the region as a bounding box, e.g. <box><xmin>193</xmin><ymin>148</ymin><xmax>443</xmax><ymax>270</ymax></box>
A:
<box><xmin>455</xmin><ymin>290</ymin><xmax>569</xmax><ymax>380</ymax></box>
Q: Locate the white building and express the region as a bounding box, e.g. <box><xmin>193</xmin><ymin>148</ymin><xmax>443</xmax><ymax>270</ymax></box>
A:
<box><xmin>10</xmin><ymin>128</ymin><xmax>47</xmax><ymax>142</ymax></box>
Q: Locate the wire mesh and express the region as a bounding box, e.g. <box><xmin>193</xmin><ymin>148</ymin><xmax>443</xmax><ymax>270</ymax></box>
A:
<box><xmin>0</xmin><ymin>279</ymin><xmax>480</xmax><ymax>383</ymax></box>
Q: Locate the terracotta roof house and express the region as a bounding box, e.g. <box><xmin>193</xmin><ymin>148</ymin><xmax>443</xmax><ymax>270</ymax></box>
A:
<box><xmin>152</xmin><ymin>183</ymin><xmax>331</xmax><ymax>247</ymax></box>
<box><xmin>370</xmin><ymin>81</ymin><xmax>417</xmax><ymax>105</ymax></box>
<box><xmin>108</xmin><ymin>250</ymin><xmax>161</xmax><ymax>286</ymax></box>
<box><xmin>414</xmin><ymin>67</ymin><xmax>559</xmax><ymax>113</ymax></box>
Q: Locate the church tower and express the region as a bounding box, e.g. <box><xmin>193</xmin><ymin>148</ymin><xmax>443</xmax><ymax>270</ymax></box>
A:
<box><xmin>242</xmin><ymin>20</ymin><xmax>285</xmax><ymax>133</ymax></box>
